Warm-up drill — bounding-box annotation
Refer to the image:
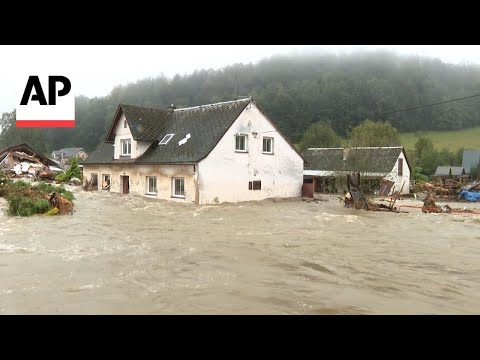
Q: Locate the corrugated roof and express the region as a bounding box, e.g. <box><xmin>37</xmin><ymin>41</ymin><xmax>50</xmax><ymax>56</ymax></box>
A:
<box><xmin>462</xmin><ymin>150</ymin><xmax>480</xmax><ymax>173</ymax></box>
<box><xmin>304</xmin><ymin>147</ymin><xmax>406</xmax><ymax>174</ymax></box>
<box><xmin>433</xmin><ymin>166</ymin><xmax>466</xmax><ymax>176</ymax></box>
<box><xmin>86</xmin><ymin>98</ymin><xmax>251</xmax><ymax>165</ymax></box>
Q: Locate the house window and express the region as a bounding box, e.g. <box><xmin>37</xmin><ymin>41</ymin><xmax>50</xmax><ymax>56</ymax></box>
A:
<box><xmin>124</xmin><ymin>119</ymin><xmax>127</xmax><ymax>128</ymax></box>
<box><xmin>235</xmin><ymin>134</ymin><xmax>248</xmax><ymax>152</ymax></box>
<box><xmin>160</xmin><ymin>134</ymin><xmax>174</xmax><ymax>145</ymax></box>
<box><xmin>102</xmin><ymin>174</ymin><xmax>110</xmax><ymax>191</ymax></box>
<box><xmin>172</xmin><ymin>177</ymin><xmax>185</xmax><ymax>198</ymax></box>
<box><xmin>91</xmin><ymin>173</ymin><xmax>98</xmax><ymax>190</ymax></box>
<box><xmin>263</xmin><ymin>137</ymin><xmax>274</xmax><ymax>154</ymax></box>
<box><xmin>249</xmin><ymin>181</ymin><xmax>253</xmax><ymax>190</ymax></box>
<box><xmin>121</xmin><ymin>139</ymin><xmax>131</xmax><ymax>156</ymax></box>
<box><xmin>146</xmin><ymin>176</ymin><xmax>157</xmax><ymax>195</ymax></box>
<box><xmin>252</xmin><ymin>180</ymin><xmax>261</xmax><ymax>190</ymax></box>
<box><xmin>398</xmin><ymin>158</ymin><xmax>403</xmax><ymax>176</ymax></box>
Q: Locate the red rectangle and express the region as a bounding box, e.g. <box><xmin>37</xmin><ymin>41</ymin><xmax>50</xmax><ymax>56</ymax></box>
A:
<box><xmin>16</xmin><ymin>120</ymin><xmax>75</xmax><ymax>128</ymax></box>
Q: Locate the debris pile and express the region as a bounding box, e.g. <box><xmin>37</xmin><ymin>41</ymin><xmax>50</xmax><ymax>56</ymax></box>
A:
<box><xmin>458</xmin><ymin>180</ymin><xmax>480</xmax><ymax>202</ymax></box>
<box><xmin>422</xmin><ymin>197</ymin><xmax>452</xmax><ymax>213</ymax></box>
<box><xmin>415</xmin><ymin>181</ymin><xmax>456</xmax><ymax>198</ymax></box>
<box><xmin>0</xmin><ymin>143</ymin><xmax>63</xmax><ymax>181</ymax></box>
<box><xmin>0</xmin><ymin>178</ymin><xmax>75</xmax><ymax>217</ymax></box>
<box><xmin>345</xmin><ymin>173</ymin><xmax>407</xmax><ymax>213</ymax></box>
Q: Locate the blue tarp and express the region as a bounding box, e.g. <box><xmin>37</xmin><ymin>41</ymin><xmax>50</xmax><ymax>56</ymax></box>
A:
<box><xmin>459</xmin><ymin>190</ymin><xmax>480</xmax><ymax>202</ymax></box>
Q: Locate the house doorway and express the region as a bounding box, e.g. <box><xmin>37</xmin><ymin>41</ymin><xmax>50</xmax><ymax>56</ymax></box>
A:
<box><xmin>121</xmin><ymin>175</ymin><xmax>129</xmax><ymax>194</ymax></box>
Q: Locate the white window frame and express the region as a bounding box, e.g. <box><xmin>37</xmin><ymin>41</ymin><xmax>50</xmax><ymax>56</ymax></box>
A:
<box><xmin>146</xmin><ymin>176</ymin><xmax>157</xmax><ymax>195</ymax></box>
<box><xmin>262</xmin><ymin>137</ymin><xmax>274</xmax><ymax>154</ymax></box>
<box><xmin>160</xmin><ymin>134</ymin><xmax>174</xmax><ymax>145</ymax></box>
<box><xmin>172</xmin><ymin>177</ymin><xmax>185</xmax><ymax>198</ymax></box>
<box><xmin>102</xmin><ymin>174</ymin><xmax>111</xmax><ymax>191</ymax></box>
<box><xmin>121</xmin><ymin>139</ymin><xmax>131</xmax><ymax>156</ymax></box>
<box><xmin>235</xmin><ymin>134</ymin><xmax>248</xmax><ymax>152</ymax></box>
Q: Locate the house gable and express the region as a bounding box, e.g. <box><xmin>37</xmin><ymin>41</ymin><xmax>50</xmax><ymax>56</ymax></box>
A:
<box><xmin>197</xmin><ymin>102</ymin><xmax>304</xmax><ymax>203</ymax></box>
<box><xmin>105</xmin><ymin>104</ymin><xmax>172</xmax><ymax>143</ymax></box>
<box><xmin>112</xmin><ymin>112</ymin><xmax>154</xmax><ymax>160</ymax></box>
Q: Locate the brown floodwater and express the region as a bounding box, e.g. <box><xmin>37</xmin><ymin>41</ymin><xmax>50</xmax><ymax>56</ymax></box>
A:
<box><xmin>1</xmin><ymin>189</ymin><xmax>480</xmax><ymax>314</ymax></box>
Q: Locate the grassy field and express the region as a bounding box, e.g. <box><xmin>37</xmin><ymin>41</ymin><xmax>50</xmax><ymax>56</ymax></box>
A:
<box><xmin>400</xmin><ymin>127</ymin><xmax>480</xmax><ymax>152</ymax></box>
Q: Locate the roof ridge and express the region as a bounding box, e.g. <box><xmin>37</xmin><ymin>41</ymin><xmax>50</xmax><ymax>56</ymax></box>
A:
<box><xmin>174</xmin><ymin>98</ymin><xmax>251</xmax><ymax>112</ymax></box>
<box><xmin>120</xmin><ymin>103</ymin><xmax>168</xmax><ymax>111</ymax></box>
<box><xmin>308</xmin><ymin>146</ymin><xmax>403</xmax><ymax>150</ymax></box>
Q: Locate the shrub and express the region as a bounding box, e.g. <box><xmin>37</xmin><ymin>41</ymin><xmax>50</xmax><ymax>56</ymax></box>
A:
<box><xmin>7</xmin><ymin>195</ymin><xmax>50</xmax><ymax>217</ymax></box>
<box><xmin>32</xmin><ymin>182</ymin><xmax>75</xmax><ymax>201</ymax></box>
<box><xmin>12</xmin><ymin>180</ymin><xmax>30</xmax><ymax>190</ymax></box>
<box><xmin>56</xmin><ymin>158</ymin><xmax>82</xmax><ymax>183</ymax></box>
<box><xmin>55</xmin><ymin>173</ymin><xmax>68</xmax><ymax>183</ymax></box>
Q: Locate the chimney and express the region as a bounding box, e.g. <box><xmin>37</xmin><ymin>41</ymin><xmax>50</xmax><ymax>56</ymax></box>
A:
<box><xmin>168</xmin><ymin>104</ymin><xmax>176</xmax><ymax>110</ymax></box>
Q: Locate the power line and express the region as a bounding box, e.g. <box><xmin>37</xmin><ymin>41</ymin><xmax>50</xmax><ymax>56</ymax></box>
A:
<box><xmin>380</xmin><ymin>93</ymin><xmax>480</xmax><ymax>117</ymax></box>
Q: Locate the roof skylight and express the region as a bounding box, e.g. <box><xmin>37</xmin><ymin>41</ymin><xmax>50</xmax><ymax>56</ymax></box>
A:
<box><xmin>159</xmin><ymin>134</ymin><xmax>174</xmax><ymax>145</ymax></box>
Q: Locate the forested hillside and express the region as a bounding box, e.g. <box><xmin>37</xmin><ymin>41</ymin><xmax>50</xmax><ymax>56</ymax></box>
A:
<box><xmin>2</xmin><ymin>50</ymin><xmax>480</xmax><ymax>153</ymax></box>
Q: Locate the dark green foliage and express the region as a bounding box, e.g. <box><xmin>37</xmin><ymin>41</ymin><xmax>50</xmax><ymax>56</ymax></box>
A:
<box><xmin>7</xmin><ymin>195</ymin><xmax>50</xmax><ymax>217</ymax></box>
<box><xmin>412</xmin><ymin>167</ymin><xmax>429</xmax><ymax>182</ymax></box>
<box><xmin>55</xmin><ymin>158</ymin><xmax>82</xmax><ymax>183</ymax></box>
<box><xmin>298</xmin><ymin>122</ymin><xmax>342</xmax><ymax>151</ymax></box>
<box><xmin>31</xmin><ymin>182</ymin><xmax>74</xmax><ymax>201</ymax></box>
<box><xmin>414</xmin><ymin>135</ymin><xmax>434</xmax><ymax>161</ymax></box>
<box><xmin>470</xmin><ymin>162</ymin><xmax>480</xmax><ymax>179</ymax></box>
<box><xmin>1</xmin><ymin>51</ymin><xmax>480</xmax><ymax>151</ymax></box>
<box><xmin>11</xmin><ymin>180</ymin><xmax>30</xmax><ymax>190</ymax></box>
<box><xmin>413</xmin><ymin>136</ymin><xmax>463</xmax><ymax>177</ymax></box>
<box><xmin>0</xmin><ymin>171</ymin><xmax>12</xmax><ymax>186</ymax></box>
<box><xmin>0</xmin><ymin>181</ymin><xmax>74</xmax><ymax>216</ymax></box>
<box><xmin>65</xmin><ymin>158</ymin><xmax>82</xmax><ymax>180</ymax></box>
<box><xmin>349</xmin><ymin>120</ymin><xmax>400</xmax><ymax>147</ymax></box>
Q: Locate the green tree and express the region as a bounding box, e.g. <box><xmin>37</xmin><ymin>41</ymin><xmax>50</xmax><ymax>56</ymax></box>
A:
<box><xmin>412</xmin><ymin>167</ymin><xmax>429</xmax><ymax>182</ymax></box>
<box><xmin>470</xmin><ymin>161</ymin><xmax>480</xmax><ymax>180</ymax></box>
<box><xmin>349</xmin><ymin>119</ymin><xmax>400</xmax><ymax>147</ymax></box>
<box><xmin>55</xmin><ymin>158</ymin><xmax>82</xmax><ymax>182</ymax></box>
<box><xmin>2</xmin><ymin>51</ymin><xmax>480</xmax><ymax>153</ymax></box>
<box><xmin>298</xmin><ymin>122</ymin><xmax>342</xmax><ymax>152</ymax></box>
<box><xmin>419</xmin><ymin>147</ymin><xmax>439</xmax><ymax>176</ymax></box>
<box><xmin>414</xmin><ymin>136</ymin><xmax>434</xmax><ymax>161</ymax></box>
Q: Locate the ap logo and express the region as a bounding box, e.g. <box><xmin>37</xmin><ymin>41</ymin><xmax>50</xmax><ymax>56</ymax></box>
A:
<box><xmin>17</xmin><ymin>75</ymin><xmax>75</xmax><ymax>128</ymax></box>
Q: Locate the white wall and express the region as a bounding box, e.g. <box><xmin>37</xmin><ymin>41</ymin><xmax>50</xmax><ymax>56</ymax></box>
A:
<box><xmin>83</xmin><ymin>164</ymin><xmax>198</xmax><ymax>203</ymax></box>
<box><xmin>198</xmin><ymin>103</ymin><xmax>304</xmax><ymax>204</ymax></box>
<box><xmin>384</xmin><ymin>150</ymin><xmax>411</xmax><ymax>194</ymax></box>
<box><xmin>74</xmin><ymin>150</ymin><xmax>88</xmax><ymax>159</ymax></box>
<box><xmin>113</xmin><ymin>113</ymin><xmax>153</xmax><ymax>159</ymax></box>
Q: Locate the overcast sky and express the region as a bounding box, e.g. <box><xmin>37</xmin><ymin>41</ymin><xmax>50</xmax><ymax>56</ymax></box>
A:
<box><xmin>1</xmin><ymin>45</ymin><xmax>480</xmax><ymax>113</ymax></box>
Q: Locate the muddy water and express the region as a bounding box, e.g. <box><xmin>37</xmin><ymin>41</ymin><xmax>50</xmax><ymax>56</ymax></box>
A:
<box><xmin>1</xmin><ymin>190</ymin><xmax>480</xmax><ymax>314</ymax></box>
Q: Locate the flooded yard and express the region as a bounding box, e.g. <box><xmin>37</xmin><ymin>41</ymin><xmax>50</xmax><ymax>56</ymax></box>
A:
<box><xmin>1</xmin><ymin>190</ymin><xmax>480</xmax><ymax>314</ymax></box>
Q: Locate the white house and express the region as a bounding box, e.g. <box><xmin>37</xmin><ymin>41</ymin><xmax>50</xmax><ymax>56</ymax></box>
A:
<box><xmin>51</xmin><ymin>147</ymin><xmax>88</xmax><ymax>165</ymax></box>
<box><xmin>303</xmin><ymin>147</ymin><xmax>411</xmax><ymax>195</ymax></box>
<box><xmin>83</xmin><ymin>98</ymin><xmax>304</xmax><ymax>204</ymax></box>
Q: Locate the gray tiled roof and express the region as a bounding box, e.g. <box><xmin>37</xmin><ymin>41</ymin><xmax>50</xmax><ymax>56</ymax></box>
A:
<box><xmin>86</xmin><ymin>98</ymin><xmax>251</xmax><ymax>164</ymax></box>
<box><xmin>304</xmin><ymin>147</ymin><xmax>407</xmax><ymax>174</ymax></box>
<box><xmin>433</xmin><ymin>166</ymin><xmax>466</xmax><ymax>176</ymax></box>
<box><xmin>52</xmin><ymin>147</ymin><xmax>85</xmax><ymax>158</ymax></box>
<box><xmin>462</xmin><ymin>150</ymin><xmax>480</xmax><ymax>173</ymax></box>
<box><xmin>107</xmin><ymin>105</ymin><xmax>172</xmax><ymax>142</ymax></box>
